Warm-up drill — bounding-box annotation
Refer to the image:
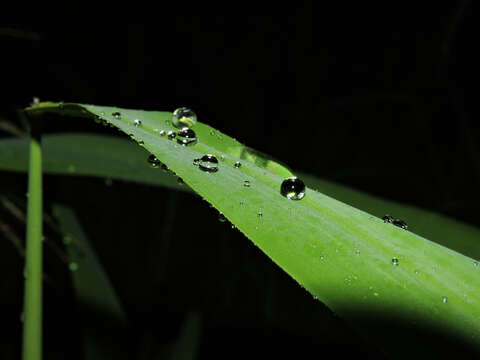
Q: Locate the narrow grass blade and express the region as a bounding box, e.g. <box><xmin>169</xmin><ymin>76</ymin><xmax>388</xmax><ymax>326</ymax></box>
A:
<box><xmin>1</xmin><ymin>134</ymin><xmax>480</xmax><ymax>261</ymax></box>
<box><xmin>18</xmin><ymin>103</ymin><xmax>480</xmax><ymax>355</ymax></box>
<box><xmin>22</xmin><ymin>137</ymin><xmax>43</xmax><ymax>360</ymax></box>
<box><xmin>53</xmin><ymin>204</ymin><xmax>127</xmax><ymax>359</ymax></box>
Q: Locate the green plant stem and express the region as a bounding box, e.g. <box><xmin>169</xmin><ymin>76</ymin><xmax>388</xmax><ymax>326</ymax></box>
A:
<box><xmin>22</xmin><ymin>137</ymin><xmax>43</xmax><ymax>360</ymax></box>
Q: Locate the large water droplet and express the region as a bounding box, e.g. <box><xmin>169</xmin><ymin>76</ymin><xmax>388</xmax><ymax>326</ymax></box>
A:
<box><xmin>147</xmin><ymin>154</ymin><xmax>161</xmax><ymax>168</ymax></box>
<box><xmin>112</xmin><ymin>112</ymin><xmax>121</xmax><ymax>119</ymax></box>
<box><xmin>134</xmin><ymin>119</ymin><xmax>142</xmax><ymax>127</ymax></box>
<box><xmin>177</xmin><ymin>127</ymin><xmax>197</xmax><ymax>146</ymax></box>
<box><xmin>392</xmin><ymin>257</ymin><xmax>399</xmax><ymax>266</ymax></box>
<box><xmin>280</xmin><ymin>177</ymin><xmax>306</xmax><ymax>200</ymax></box>
<box><xmin>393</xmin><ymin>220</ymin><xmax>408</xmax><ymax>230</ymax></box>
<box><xmin>196</xmin><ymin>154</ymin><xmax>218</xmax><ymax>172</ymax></box>
<box><xmin>172</xmin><ymin>107</ymin><xmax>197</xmax><ymax>128</ymax></box>
<box><xmin>382</xmin><ymin>215</ymin><xmax>394</xmax><ymax>223</ymax></box>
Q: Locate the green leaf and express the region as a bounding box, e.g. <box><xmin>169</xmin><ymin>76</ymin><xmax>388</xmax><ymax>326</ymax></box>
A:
<box><xmin>53</xmin><ymin>204</ymin><xmax>127</xmax><ymax>359</ymax></box>
<box><xmin>19</xmin><ymin>103</ymin><xmax>480</xmax><ymax>355</ymax></box>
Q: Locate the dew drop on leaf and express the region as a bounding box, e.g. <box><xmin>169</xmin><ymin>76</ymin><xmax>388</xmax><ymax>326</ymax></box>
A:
<box><xmin>172</xmin><ymin>107</ymin><xmax>197</xmax><ymax>128</ymax></box>
<box><xmin>112</xmin><ymin>112</ymin><xmax>121</xmax><ymax>119</ymax></box>
<box><xmin>280</xmin><ymin>177</ymin><xmax>306</xmax><ymax>200</ymax></box>
<box><xmin>177</xmin><ymin>177</ymin><xmax>184</xmax><ymax>185</ymax></box>
<box><xmin>196</xmin><ymin>154</ymin><xmax>218</xmax><ymax>172</ymax></box>
<box><xmin>234</xmin><ymin>161</ymin><xmax>242</xmax><ymax>168</ymax></box>
<box><xmin>392</xmin><ymin>257</ymin><xmax>399</xmax><ymax>266</ymax></box>
<box><xmin>160</xmin><ymin>130</ymin><xmax>166</xmax><ymax>136</ymax></box>
<box><xmin>442</xmin><ymin>296</ymin><xmax>448</xmax><ymax>303</ymax></box>
<box><xmin>218</xmin><ymin>213</ymin><xmax>227</xmax><ymax>222</ymax></box>
<box><xmin>177</xmin><ymin>127</ymin><xmax>197</xmax><ymax>146</ymax></box>
<box><xmin>147</xmin><ymin>154</ymin><xmax>161</xmax><ymax>168</ymax></box>
<box><xmin>393</xmin><ymin>219</ymin><xmax>408</xmax><ymax>230</ymax></box>
<box><xmin>243</xmin><ymin>180</ymin><xmax>250</xmax><ymax>187</ymax></box>
<box><xmin>134</xmin><ymin>119</ymin><xmax>142</xmax><ymax>127</ymax></box>
<box><xmin>167</xmin><ymin>130</ymin><xmax>176</xmax><ymax>140</ymax></box>
<box><xmin>382</xmin><ymin>215</ymin><xmax>394</xmax><ymax>223</ymax></box>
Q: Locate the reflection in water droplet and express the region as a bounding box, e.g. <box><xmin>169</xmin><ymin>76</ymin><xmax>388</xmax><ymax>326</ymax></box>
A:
<box><xmin>167</xmin><ymin>130</ymin><xmax>176</xmax><ymax>140</ymax></box>
<box><xmin>243</xmin><ymin>180</ymin><xmax>250</xmax><ymax>187</ymax></box>
<box><xmin>382</xmin><ymin>215</ymin><xmax>394</xmax><ymax>223</ymax></box>
<box><xmin>112</xmin><ymin>112</ymin><xmax>121</xmax><ymax>118</ymax></box>
<box><xmin>172</xmin><ymin>107</ymin><xmax>197</xmax><ymax>128</ymax></box>
<box><xmin>196</xmin><ymin>154</ymin><xmax>218</xmax><ymax>172</ymax></box>
<box><xmin>69</xmin><ymin>262</ymin><xmax>78</xmax><ymax>272</ymax></box>
<box><xmin>392</xmin><ymin>257</ymin><xmax>399</xmax><ymax>266</ymax></box>
<box><xmin>442</xmin><ymin>296</ymin><xmax>448</xmax><ymax>303</ymax></box>
<box><xmin>134</xmin><ymin>119</ymin><xmax>142</xmax><ymax>127</ymax></box>
<box><xmin>393</xmin><ymin>219</ymin><xmax>408</xmax><ymax>230</ymax></box>
<box><xmin>280</xmin><ymin>177</ymin><xmax>306</xmax><ymax>200</ymax></box>
<box><xmin>147</xmin><ymin>154</ymin><xmax>161</xmax><ymax>168</ymax></box>
<box><xmin>177</xmin><ymin>127</ymin><xmax>197</xmax><ymax>146</ymax></box>
<box><xmin>234</xmin><ymin>161</ymin><xmax>242</xmax><ymax>168</ymax></box>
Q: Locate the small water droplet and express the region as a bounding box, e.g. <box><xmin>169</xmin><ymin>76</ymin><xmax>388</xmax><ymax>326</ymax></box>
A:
<box><xmin>382</xmin><ymin>215</ymin><xmax>394</xmax><ymax>223</ymax></box>
<box><xmin>134</xmin><ymin>119</ymin><xmax>141</xmax><ymax>127</ymax></box>
<box><xmin>280</xmin><ymin>177</ymin><xmax>306</xmax><ymax>200</ymax></box>
<box><xmin>234</xmin><ymin>161</ymin><xmax>242</xmax><ymax>168</ymax></box>
<box><xmin>393</xmin><ymin>219</ymin><xmax>408</xmax><ymax>230</ymax></box>
<box><xmin>196</xmin><ymin>154</ymin><xmax>218</xmax><ymax>172</ymax></box>
<box><xmin>177</xmin><ymin>127</ymin><xmax>197</xmax><ymax>146</ymax></box>
<box><xmin>474</xmin><ymin>261</ymin><xmax>479</xmax><ymax>267</ymax></box>
<box><xmin>239</xmin><ymin>201</ymin><xmax>245</xmax><ymax>206</ymax></box>
<box><xmin>172</xmin><ymin>107</ymin><xmax>197</xmax><ymax>128</ymax></box>
<box><xmin>442</xmin><ymin>296</ymin><xmax>448</xmax><ymax>303</ymax></box>
<box><xmin>243</xmin><ymin>180</ymin><xmax>250</xmax><ymax>187</ymax></box>
<box><xmin>257</xmin><ymin>210</ymin><xmax>263</xmax><ymax>218</ymax></box>
<box><xmin>112</xmin><ymin>112</ymin><xmax>121</xmax><ymax>119</ymax></box>
<box><xmin>218</xmin><ymin>213</ymin><xmax>227</xmax><ymax>222</ymax></box>
<box><xmin>392</xmin><ymin>257</ymin><xmax>399</xmax><ymax>266</ymax></box>
<box><xmin>138</xmin><ymin>140</ymin><xmax>145</xmax><ymax>145</ymax></box>
<box><xmin>167</xmin><ymin>130</ymin><xmax>176</xmax><ymax>140</ymax></box>
<box><xmin>355</xmin><ymin>249</ymin><xmax>360</xmax><ymax>255</ymax></box>
<box><xmin>159</xmin><ymin>130</ymin><xmax>166</xmax><ymax>136</ymax></box>
<box><xmin>414</xmin><ymin>270</ymin><xmax>419</xmax><ymax>275</ymax></box>
<box><xmin>69</xmin><ymin>262</ymin><xmax>78</xmax><ymax>272</ymax></box>
<box><xmin>147</xmin><ymin>154</ymin><xmax>161</xmax><ymax>168</ymax></box>
<box><xmin>320</xmin><ymin>255</ymin><xmax>325</xmax><ymax>260</ymax></box>
<box><xmin>209</xmin><ymin>130</ymin><xmax>215</xmax><ymax>136</ymax></box>
<box><xmin>177</xmin><ymin>177</ymin><xmax>184</xmax><ymax>185</ymax></box>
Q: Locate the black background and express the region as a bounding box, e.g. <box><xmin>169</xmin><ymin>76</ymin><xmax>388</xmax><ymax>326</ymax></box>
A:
<box><xmin>1</xmin><ymin>3</ymin><xmax>479</xmax><ymax>359</ymax></box>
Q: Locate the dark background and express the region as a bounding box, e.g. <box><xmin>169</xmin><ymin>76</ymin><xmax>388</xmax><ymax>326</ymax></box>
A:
<box><xmin>1</xmin><ymin>2</ymin><xmax>479</xmax><ymax>359</ymax></box>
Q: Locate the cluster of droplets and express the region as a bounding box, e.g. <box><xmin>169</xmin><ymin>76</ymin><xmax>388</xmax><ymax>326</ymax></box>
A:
<box><xmin>382</xmin><ymin>215</ymin><xmax>408</xmax><ymax>230</ymax></box>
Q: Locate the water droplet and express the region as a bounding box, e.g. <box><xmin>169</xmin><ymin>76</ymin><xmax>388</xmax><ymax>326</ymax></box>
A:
<box><xmin>160</xmin><ymin>130</ymin><xmax>166</xmax><ymax>136</ymax></box>
<box><xmin>177</xmin><ymin>127</ymin><xmax>197</xmax><ymax>146</ymax></box>
<box><xmin>355</xmin><ymin>249</ymin><xmax>360</xmax><ymax>255</ymax></box>
<box><xmin>177</xmin><ymin>177</ymin><xmax>184</xmax><ymax>185</ymax></box>
<box><xmin>167</xmin><ymin>130</ymin><xmax>176</xmax><ymax>140</ymax></box>
<box><xmin>280</xmin><ymin>177</ymin><xmax>306</xmax><ymax>200</ymax></box>
<box><xmin>234</xmin><ymin>161</ymin><xmax>242</xmax><ymax>168</ymax></box>
<box><xmin>442</xmin><ymin>296</ymin><xmax>448</xmax><ymax>303</ymax></box>
<box><xmin>134</xmin><ymin>119</ymin><xmax>142</xmax><ymax>127</ymax></box>
<box><xmin>69</xmin><ymin>262</ymin><xmax>78</xmax><ymax>272</ymax></box>
<box><xmin>257</xmin><ymin>210</ymin><xmax>263</xmax><ymax>218</ymax></box>
<box><xmin>243</xmin><ymin>180</ymin><xmax>250</xmax><ymax>187</ymax></box>
<box><xmin>112</xmin><ymin>112</ymin><xmax>121</xmax><ymax>119</ymax></box>
<box><xmin>474</xmin><ymin>261</ymin><xmax>479</xmax><ymax>267</ymax></box>
<box><xmin>218</xmin><ymin>213</ymin><xmax>227</xmax><ymax>222</ymax></box>
<box><xmin>138</xmin><ymin>140</ymin><xmax>144</xmax><ymax>145</ymax></box>
<box><xmin>209</xmin><ymin>130</ymin><xmax>215</xmax><ymax>136</ymax></box>
<box><xmin>393</xmin><ymin>219</ymin><xmax>408</xmax><ymax>230</ymax></box>
<box><xmin>320</xmin><ymin>255</ymin><xmax>325</xmax><ymax>260</ymax></box>
<box><xmin>382</xmin><ymin>215</ymin><xmax>394</xmax><ymax>223</ymax></box>
<box><xmin>147</xmin><ymin>154</ymin><xmax>161</xmax><ymax>168</ymax></box>
<box><xmin>414</xmin><ymin>270</ymin><xmax>419</xmax><ymax>275</ymax></box>
<box><xmin>172</xmin><ymin>107</ymin><xmax>197</xmax><ymax>128</ymax></box>
<box><xmin>196</xmin><ymin>154</ymin><xmax>218</xmax><ymax>172</ymax></box>
<box><xmin>392</xmin><ymin>257</ymin><xmax>399</xmax><ymax>266</ymax></box>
